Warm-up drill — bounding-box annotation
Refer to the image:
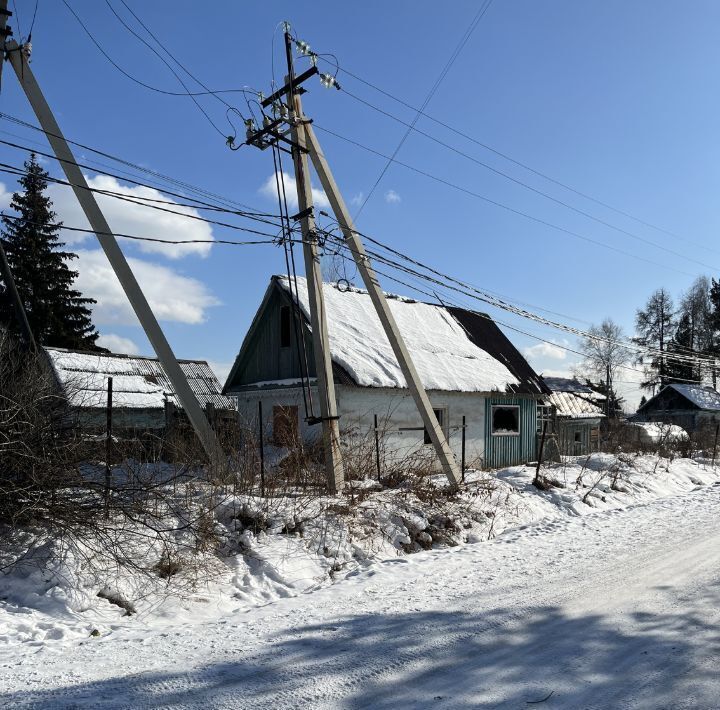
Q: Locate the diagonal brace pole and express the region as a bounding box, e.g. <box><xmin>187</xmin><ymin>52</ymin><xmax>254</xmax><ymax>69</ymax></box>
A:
<box><xmin>4</xmin><ymin>41</ymin><xmax>224</xmax><ymax>467</ymax></box>
<box><xmin>304</xmin><ymin>124</ymin><xmax>461</xmax><ymax>486</ymax></box>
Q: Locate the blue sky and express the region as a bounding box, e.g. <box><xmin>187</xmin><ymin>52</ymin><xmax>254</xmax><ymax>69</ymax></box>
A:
<box><xmin>2</xmin><ymin>1</ymin><xmax>720</xmax><ymax>408</ymax></box>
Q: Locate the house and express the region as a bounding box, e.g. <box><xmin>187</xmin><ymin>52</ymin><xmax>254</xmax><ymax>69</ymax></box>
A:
<box><xmin>541</xmin><ymin>377</ymin><xmax>605</xmax><ymax>455</ymax></box>
<box><xmin>634</xmin><ymin>383</ymin><xmax>720</xmax><ymax>433</ymax></box>
<box><xmin>223</xmin><ymin>276</ymin><xmax>549</xmax><ymax>470</ymax></box>
<box><xmin>43</xmin><ymin>346</ymin><xmax>236</xmax><ymax>433</ymax></box>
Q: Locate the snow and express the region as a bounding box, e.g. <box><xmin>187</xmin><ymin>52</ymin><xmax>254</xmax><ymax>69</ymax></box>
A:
<box><xmin>629</xmin><ymin>422</ymin><xmax>689</xmax><ymax>444</ymax></box>
<box><xmin>670</xmin><ymin>383</ymin><xmax>720</xmax><ymax>411</ymax></box>
<box><xmin>548</xmin><ymin>390</ymin><xmax>605</xmax><ymax>419</ymax></box>
<box><xmin>277</xmin><ymin>276</ymin><xmax>519</xmax><ymax>393</ymax></box>
<box><xmin>2</xmin><ymin>455</ymin><xmax>720</xmax><ymax>707</ymax></box>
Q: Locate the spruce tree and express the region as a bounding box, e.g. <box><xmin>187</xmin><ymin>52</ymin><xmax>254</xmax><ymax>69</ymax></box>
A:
<box><xmin>0</xmin><ymin>154</ymin><xmax>100</xmax><ymax>350</ymax></box>
<box><xmin>634</xmin><ymin>288</ymin><xmax>675</xmax><ymax>391</ymax></box>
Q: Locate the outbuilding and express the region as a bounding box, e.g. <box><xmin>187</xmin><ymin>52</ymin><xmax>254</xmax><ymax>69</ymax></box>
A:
<box><xmin>634</xmin><ymin>383</ymin><xmax>720</xmax><ymax>433</ymax></box>
<box><xmin>224</xmin><ymin>276</ymin><xmax>549</xmax><ymax>470</ymax></box>
<box><xmin>541</xmin><ymin>377</ymin><xmax>605</xmax><ymax>456</ymax></box>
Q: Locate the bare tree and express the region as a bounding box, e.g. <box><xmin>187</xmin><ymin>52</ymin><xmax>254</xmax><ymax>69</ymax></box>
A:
<box><xmin>578</xmin><ymin>318</ymin><xmax>631</xmax><ymax>416</ymax></box>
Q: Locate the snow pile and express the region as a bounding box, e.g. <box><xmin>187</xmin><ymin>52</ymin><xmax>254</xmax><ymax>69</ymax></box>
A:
<box><xmin>628</xmin><ymin>422</ymin><xmax>689</xmax><ymax>444</ymax></box>
<box><xmin>277</xmin><ymin>276</ymin><xmax>519</xmax><ymax>392</ymax></box>
<box><xmin>1</xmin><ymin>454</ymin><xmax>718</xmax><ymax>650</ymax></box>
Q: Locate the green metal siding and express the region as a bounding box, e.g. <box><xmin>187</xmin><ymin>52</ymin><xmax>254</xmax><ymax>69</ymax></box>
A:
<box><xmin>484</xmin><ymin>396</ymin><xmax>537</xmax><ymax>468</ymax></box>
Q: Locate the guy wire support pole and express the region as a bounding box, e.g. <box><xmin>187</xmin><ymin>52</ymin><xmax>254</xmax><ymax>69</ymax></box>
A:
<box><xmin>3</xmin><ymin>36</ymin><xmax>225</xmax><ymax>470</ymax></box>
<box><xmin>283</xmin><ymin>29</ymin><xmax>344</xmax><ymax>493</ymax></box>
<box><xmin>304</xmin><ymin>125</ymin><xmax>462</xmax><ymax>486</ymax></box>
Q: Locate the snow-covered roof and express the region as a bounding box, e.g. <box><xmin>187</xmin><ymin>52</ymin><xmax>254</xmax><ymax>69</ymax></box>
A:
<box><xmin>669</xmin><ymin>384</ymin><xmax>720</xmax><ymax>411</ymax></box>
<box><xmin>548</xmin><ymin>391</ymin><xmax>605</xmax><ymax>420</ymax></box>
<box><xmin>276</xmin><ymin>276</ymin><xmax>522</xmax><ymax>394</ymax></box>
<box><xmin>44</xmin><ymin>347</ymin><xmax>235</xmax><ymax>411</ymax></box>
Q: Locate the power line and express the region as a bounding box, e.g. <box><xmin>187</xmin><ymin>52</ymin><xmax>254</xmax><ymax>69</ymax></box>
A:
<box><xmin>316</xmin><ymin>56</ymin><xmax>716</xmax><ymax>258</ymax></box>
<box><xmin>314</xmin><ymin>124</ymin><xmax>700</xmax><ymax>278</ymax></box>
<box><xmin>0</xmin><ymin>112</ymin><xmax>270</xmax><ymax>215</ymax></box>
<box><xmin>61</xmin><ymin>1</ymin><xmax>256</xmax><ymax>100</ymax></box>
<box><xmin>338</xmin><ymin>85</ymin><xmax>720</xmax><ymax>268</ymax></box>
<box><xmin>0</xmin><ymin>211</ymin><xmax>288</xmax><ymax>246</ymax></box>
<box><xmin>103</xmin><ymin>0</ymin><xmax>226</xmax><ymax>138</ymax></box>
<box><xmin>353</xmin><ymin>0</ymin><xmax>494</xmax><ymax>219</ymax></box>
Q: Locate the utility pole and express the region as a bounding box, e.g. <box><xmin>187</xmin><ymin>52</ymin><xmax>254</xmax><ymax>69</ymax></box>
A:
<box><xmin>283</xmin><ymin>31</ymin><xmax>344</xmax><ymax>492</ymax></box>
<box><xmin>304</xmin><ymin>124</ymin><xmax>462</xmax><ymax>486</ymax></box>
<box><xmin>1</xmin><ymin>29</ymin><xmax>224</xmax><ymax>468</ymax></box>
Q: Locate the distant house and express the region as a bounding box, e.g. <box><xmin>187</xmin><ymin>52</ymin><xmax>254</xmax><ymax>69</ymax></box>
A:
<box><xmin>541</xmin><ymin>377</ymin><xmax>605</xmax><ymax>456</ymax></box>
<box><xmin>44</xmin><ymin>347</ymin><xmax>236</xmax><ymax>433</ymax></box>
<box><xmin>223</xmin><ymin>276</ymin><xmax>549</xmax><ymax>470</ymax></box>
<box><xmin>634</xmin><ymin>383</ymin><xmax>720</xmax><ymax>433</ymax></box>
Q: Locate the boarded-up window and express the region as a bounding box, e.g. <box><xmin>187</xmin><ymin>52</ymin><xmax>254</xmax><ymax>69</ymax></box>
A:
<box><xmin>273</xmin><ymin>404</ymin><xmax>298</xmax><ymax>446</ymax></box>
<box><xmin>492</xmin><ymin>405</ymin><xmax>520</xmax><ymax>435</ymax></box>
<box><xmin>280</xmin><ymin>306</ymin><xmax>291</xmax><ymax>348</ymax></box>
<box><xmin>424</xmin><ymin>407</ymin><xmax>447</xmax><ymax>445</ymax></box>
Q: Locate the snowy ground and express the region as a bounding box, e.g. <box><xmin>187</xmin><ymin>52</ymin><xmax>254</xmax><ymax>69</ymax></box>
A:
<box><xmin>2</xmin><ymin>456</ymin><xmax>720</xmax><ymax>707</ymax></box>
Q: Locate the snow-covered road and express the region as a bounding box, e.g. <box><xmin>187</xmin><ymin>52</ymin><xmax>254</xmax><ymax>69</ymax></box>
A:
<box><xmin>4</xmin><ymin>483</ymin><xmax>720</xmax><ymax>709</ymax></box>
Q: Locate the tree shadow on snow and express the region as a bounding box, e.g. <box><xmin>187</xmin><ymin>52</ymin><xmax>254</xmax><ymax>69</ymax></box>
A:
<box><xmin>4</xmin><ymin>580</ymin><xmax>720</xmax><ymax>709</ymax></box>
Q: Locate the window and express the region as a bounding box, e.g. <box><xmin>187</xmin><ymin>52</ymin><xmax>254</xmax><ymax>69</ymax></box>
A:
<box><xmin>491</xmin><ymin>405</ymin><xmax>520</xmax><ymax>436</ymax></box>
<box><xmin>273</xmin><ymin>404</ymin><xmax>298</xmax><ymax>446</ymax></box>
<box><xmin>424</xmin><ymin>407</ymin><xmax>447</xmax><ymax>445</ymax></box>
<box><xmin>280</xmin><ymin>306</ymin><xmax>291</xmax><ymax>348</ymax></box>
<box><xmin>536</xmin><ymin>404</ymin><xmax>552</xmax><ymax>434</ymax></box>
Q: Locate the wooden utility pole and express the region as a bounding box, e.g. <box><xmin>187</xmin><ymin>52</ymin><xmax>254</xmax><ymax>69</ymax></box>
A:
<box><xmin>304</xmin><ymin>125</ymin><xmax>462</xmax><ymax>486</ymax></box>
<box><xmin>2</xmin><ymin>33</ymin><xmax>224</xmax><ymax>468</ymax></box>
<box><xmin>283</xmin><ymin>32</ymin><xmax>344</xmax><ymax>493</ymax></box>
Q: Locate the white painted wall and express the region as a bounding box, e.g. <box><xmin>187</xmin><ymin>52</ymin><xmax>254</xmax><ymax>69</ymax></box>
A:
<box><xmin>234</xmin><ymin>385</ymin><xmax>488</xmax><ymax>471</ymax></box>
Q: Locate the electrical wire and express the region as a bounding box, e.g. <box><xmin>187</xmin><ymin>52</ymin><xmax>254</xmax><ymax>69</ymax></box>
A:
<box><xmin>0</xmin><ymin>112</ymin><xmax>270</xmax><ymax>215</ymax></box>
<box><xmin>316</xmin><ymin>55</ymin><xmax>716</xmax><ymax>258</ymax></box>
<box><xmin>61</xmin><ymin>1</ymin><xmax>257</xmax><ymax>99</ymax></box>
<box><xmin>103</xmin><ymin>0</ymin><xmax>226</xmax><ymax>138</ymax></box>
<box><xmin>314</xmin><ymin>124</ymin><xmax>700</xmax><ymax>278</ymax></box>
<box><xmin>353</xmin><ymin>0</ymin><xmax>494</xmax><ymax>219</ymax></box>
<box><xmin>338</xmin><ymin>86</ymin><xmax>720</xmax><ymax>267</ymax></box>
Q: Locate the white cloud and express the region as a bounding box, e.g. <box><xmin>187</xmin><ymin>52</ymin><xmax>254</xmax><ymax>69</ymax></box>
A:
<box><xmin>350</xmin><ymin>192</ymin><xmax>364</xmax><ymax>207</ymax></box>
<box><xmin>75</xmin><ymin>249</ymin><xmax>220</xmax><ymax>325</ymax></box>
<box><xmin>384</xmin><ymin>189</ymin><xmax>401</xmax><ymax>204</ymax></box>
<box><xmin>259</xmin><ymin>170</ymin><xmax>329</xmax><ymax>210</ymax></box>
<box><xmin>48</xmin><ymin>175</ymin><xmax>215</xmax><ymax>260</ymax></box>
<box><xmin>96</xmin><ymin>333</ymin><xmax>141</xmax><ymax>355</ymax></box>
<box><xmin>524</xmin><ymin>341</ymin><xmax>567</xmax><ymax>361</ymax></box>
<box><xmin>0</xmin><ymin>182</ymin><xmax>12</xmax><ymax>211</ymax></box>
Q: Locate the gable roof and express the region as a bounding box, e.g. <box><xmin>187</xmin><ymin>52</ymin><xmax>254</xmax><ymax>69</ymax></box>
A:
<box><xmin>227</xmin><ymin>275</ymin><xmax>547</xmax><ymax>395</ymax></box>
<box><xmin>639</xmin><ymin>383</ymin><xmax>720</xmax><ymax>413</ymax></box>
<box><xmin>44</xmin><ymin>347</ymin><xmax>235</xmax><ymax>411</ymax></box>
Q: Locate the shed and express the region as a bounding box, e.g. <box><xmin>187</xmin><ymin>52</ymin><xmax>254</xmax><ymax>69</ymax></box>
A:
<box><xmin>224</xmin><ymin>276</ymin><xmax>549</xmax><ymax>470</ymax></box>
<box><xmin>634</xmin><ymin>383</ymin><xmax>720</xmax><ymax>433</ymax></box>
<box><xmin>44</xmin><ymin>347</ymin><xmax>236</xmax><ymax>432</ymax></box>
<box><xmin>541</xmin><ymin>377</ymin><xmax>605</xmax><ymax>455</ymax></box>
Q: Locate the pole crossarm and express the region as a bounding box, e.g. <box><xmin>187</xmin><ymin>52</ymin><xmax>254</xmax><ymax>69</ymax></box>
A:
<box><xmin>4</xmin><ymin>40</ymin><xmax>225</xmax><ymax>469</ymax></box>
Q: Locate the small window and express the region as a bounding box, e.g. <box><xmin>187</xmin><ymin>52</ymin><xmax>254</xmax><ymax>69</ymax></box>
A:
<box><xmin>273</xmin><ymin>404</ymin><xmax>298</xmax><ymax>446</ymax></box>
<box><xmin>280</xmin><ymin>306</ymin><xmax>291</xmax><ymax>348</ymax></box>
<box><xmin>492</xmin><ymin>405</ymin><xmax>520</xmax><ymax>436</ymax></box>
<box><xmin>574</xmin><ymin>431</ymin><xmax>582</xmax><ymax>443</ymax></box>
<box><xmin>536</xmin><ymin>404</ymin><xmax>552</xmax><ymax>433</ymax></box>
<box><xmin>424</xmin><ymin>407</ymin><xmax>447</xmax><ymax>445</ymax></box>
